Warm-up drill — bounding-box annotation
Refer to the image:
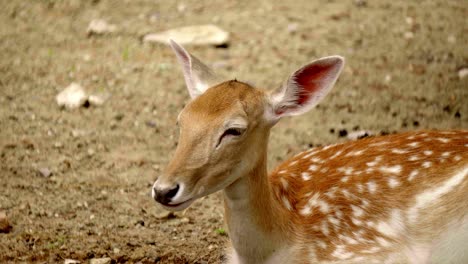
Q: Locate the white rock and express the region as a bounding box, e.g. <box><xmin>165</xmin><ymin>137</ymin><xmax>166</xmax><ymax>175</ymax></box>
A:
<box><xmin>143</xmin><ymin>25</ymin><xmax>229</xmax><ymax>46</ymax></box>
<box><xmin>87</xmin><ymin>19</ymin><xmax>117</xmax><ymax>35</ymax></box>
<box><xmin>347</xmin><ymin>130</ymin><xmax>374</xmax><ymax>140</ymax></box>
<box><xmin>89</xmin><ymin>258</ymin><xmax>111</xmax><ymax>264</ymax></box>
<box><xmin>38</xmin><ymin>167</ymin><xmax>52</xmax><ymax>177</ymax></box>
<box><xmin>403</xmin><ymin>31</ymin><xmax>414</xmax><ymax>39</ymax></box>
<box><xmin>88</xmin><ymin>94</ymin><xmax>107</xmax><ymax>106</ymax></box>
<box><xmin>56</xmin><ymin>83</ymin><xmax>87</xmax><ymax>109</ymax></box>
<box><xmin>458</xmin><ymin>68</ymin><xmax>468</xmax><ymax>80</ymax></box>
<box><xmin>64</xmin><ymin>259</ymin><xmax>80</xmax><ymax>264</ymax></box>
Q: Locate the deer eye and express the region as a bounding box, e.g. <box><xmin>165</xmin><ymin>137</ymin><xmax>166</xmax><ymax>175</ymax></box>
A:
<box><xmin>217</xmin><ymin>128</ymin><xmax>244</xmax><ymax>147</ymax></box>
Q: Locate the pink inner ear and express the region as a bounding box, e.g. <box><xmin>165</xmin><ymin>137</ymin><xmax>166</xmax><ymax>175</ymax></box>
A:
<box><xmin>295</xmin><ymin>63</ymin><xmax>332</xmax><ymax>105</ymax></box>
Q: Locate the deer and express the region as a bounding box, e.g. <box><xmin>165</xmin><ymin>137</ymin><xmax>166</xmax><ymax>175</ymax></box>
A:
<box><xmin>151</xmin><ymin>40</ymin><xmax>468</xmax><ymax>264</ymax></box>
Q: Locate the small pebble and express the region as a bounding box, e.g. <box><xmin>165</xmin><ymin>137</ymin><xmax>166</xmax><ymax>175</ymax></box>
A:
<box><xmin>38</xmin><ymin>167</ymin><xmax>52</xmax><ymax>177</ymax></box>
<box><xmin>89</xmin><ymin>258</ymin><xmax>112</xmax><ymax>264</ymax></box>
<box><xmin>458</xmin><ymin>68</ymin><xmax>468</xmax><ymax>79</ymax></box>
<box><xmin>64</xmin><ymin>259</ymin><xmax>80</xmax><ymax>264</ymax></box>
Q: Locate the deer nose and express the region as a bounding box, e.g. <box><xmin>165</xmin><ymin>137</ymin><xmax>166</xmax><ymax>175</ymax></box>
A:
<box><xmin>153</xmin><ymin>184</ymin><xmax>180</xmax><ymax>205</ymax></box>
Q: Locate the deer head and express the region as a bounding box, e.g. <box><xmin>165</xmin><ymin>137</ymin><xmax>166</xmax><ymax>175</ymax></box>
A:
<box><xmin>152</xmin><ymin>40</ymin><xmax>344</xmax><ymax>211</ymax></box>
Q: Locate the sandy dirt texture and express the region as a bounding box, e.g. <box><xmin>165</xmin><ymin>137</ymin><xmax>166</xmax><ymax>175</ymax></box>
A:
<box><xmin>0</xmin><ymin>0</ymin><xmax>467</xmax><ymax>263</ymax></box>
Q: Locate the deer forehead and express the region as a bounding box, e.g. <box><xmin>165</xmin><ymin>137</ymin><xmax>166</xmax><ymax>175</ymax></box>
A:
<box><xmin>181</xmin><ymin>80</ymin><xmax>266</xmax><ymax>123</ymax></box>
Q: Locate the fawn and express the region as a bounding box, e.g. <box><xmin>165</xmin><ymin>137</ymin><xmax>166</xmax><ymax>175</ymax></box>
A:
<box><xmin>152</xmin><ymin>40</ymin><xmax>468</xmax><ymax>264</ymax></box>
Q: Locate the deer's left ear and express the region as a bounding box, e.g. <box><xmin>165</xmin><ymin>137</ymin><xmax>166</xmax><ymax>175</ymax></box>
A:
<box><xmin>267</xmin><ymin>56</ymin><xmax>344</xmax><ymax>121</ymax></box>
<box><xmin>170</xmin><ymin>40</ymin><xmax>222</xmax><ymax>99</ymax></box>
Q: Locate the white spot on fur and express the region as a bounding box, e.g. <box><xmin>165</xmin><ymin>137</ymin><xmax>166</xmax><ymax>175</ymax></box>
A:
<box><xmin>367</xmin><ymin>181</ymin><xmax>377</xmax><ymax>194</ymax></box>
<box><xmin>301</xmin><ymin>172</ymin><xmax>311</xmax><ymax>181</ymax></box>
<box><xmin>436</xmin><ymin>137</ymin><xmax>450</xmax><ymax>143</ymax></box>
<box><xmin>423</xmin><ymin>150</ymin><xmax>433</xmax><ymax>156</ymax></box>
<box><xmin>282</xmin><ymin>196</ymin><xmax>292</xmax><ymax>211</ymax></box>
<box><xmin>309</xmin><ymin>165</ymin><xmax>318</xmax><ymax>171</ymax></box>
<box><xmin>316</xmin><ymin>240</ymin><xmax>327</xmax><ymax>249</ymax></box>
<box><xmin>300</xmin><ymin>205</ymin><xmax>312</xmax><ymax>216</ymax></box>
<box><xmin>279</xmin><ymin>170</ymin><xmax>287</xmax><ymax>174</ymax></box>
<box><xmin>280</xmin><ymin>178</ymin><xmax>288</xmax><ymax>189</ymax></box>
<box><xmin>341</xmin><ymin>176</ymin><xmax>349</xmax><ymax>183</ymax></box>
<box><xmin>343</xmin><ymin>236</ymin><xmax>359</xmax><ymax>245</ymax></box>
<box><xmin>407</xmin><ymin>142</ymin><xmax>419</xmax><ymax>148</ymax></box>
<box><xmin>321</xmin><ymin>220</ymin><xmax>330</xmax><ymax>236</ymax></box>
<box><xmin>341</xmin><ymin>189</ymin><xmax>352</xmax><ymax>199</ymax></box>
<box><xmin>409</xmin><ymin>155</ymin><xmax>420</xmax><ymax>161</ymax></box>
<box><xmin>422</xmin><ymin>161</ymin><xmax>432</xmax><ymax>168</ymax></box>
<box><xmin>379</xmin><ymin>165</ymin><xmax>402</xmax><ymax>174</ymax></box>
<box><xmin>376</xmin><ymin>237</ymin><xmax>392</xmax><ymax>247</ymax></box>
<box><xmin>376</xmin><ymin>210</ymin><xmax>403</xmax><ymax>237</ymax></box>
<box><xmin>366</xmin><ymin>221</ymin><xmax>375</xmax><ymax>228</ymax></box>
<box><xmin>301</xmin><ymin>193</ymin><xmax>330</xmax><ymax>215</ymax></box>
<box><xmin>335</xmin><ymin>209</ymin><xmax>343</xmax><ymax>218</ymax></box>
<box><xmin>345</xmin><ymin>150</ymin><xmax>364</xmax><ymax>157</ymax></box>
<box><xmin>441</xmin><ymin>152</ymin><xmax>451</xmax><ymax>158</ymax></box>
<box><xmin>289</xmin><ymin>160</ymin><xmax>298</xmax><ymax>166</ymax></box>
<box><xmin>320</xmin><ymin>167</ymin><xmax>329</xmax><ymax>173</ymax></box>
<box><xmin>408</xmin><ymin>167</ymin><xmax>468</xmax><ymax>223</ymax></box>
<box><xmin>388</xmin><ymin>177</ymin><xmax>400</xmax><ymax>188</ymax></box>
<box><xmin>362</xmin><ymin>247</ymin><xmax>381</xmax><ymax>254</ymax></box>
<box><xmin>357</xmin><ymin>183</ymin><xmax>364</xmax><ymax>193</ymax></box>
<box><xmin>454</xmin><ymin>155</ymin><xmax>462</xmax><ymax>161</ymax></box>
<box><xmin>329</xmin><ymin>150</ymin><xmax>343</xmax><ymax>159</ymax></box>
<box><xmin>329</xmin><ymin>216</ymin><xmax>340</xmax><ymax>226</ymax></box>
<box><xmin>351</xmin><ymin>205</ymin><xmax>364</xmax><ymax>217</ymax></box>
<box><xmin>311</xmin><ymin>157</ymin><xmax>322</xmax><ymax>163</ymax></box>
<box><xmin>331</xmin><ymin>245</ymin><xmax>354</xmax><ymax>260</ymax></box>
<box><xmin>352</xmin><ymin>218</ymin><xmax>363</xmax><ymax>226</ymax></box>
<box><xmin>338</xmin><ymin>167</ymin><xmax>354</xmax><ymax>175</ymax></box>
<box><xmin>318</xmin><ymin>200</ymin><xmax>331</xmax><ymax>214</ymax></box>
<box><xmin>391</xmin><ymin>148</ymin><xmax>408</xmax><ymax>154</ymax></box>
<box><xmin>408</xmin><ymin>170</ymin><xmax>419</xmax><ymax>181</ymax></box>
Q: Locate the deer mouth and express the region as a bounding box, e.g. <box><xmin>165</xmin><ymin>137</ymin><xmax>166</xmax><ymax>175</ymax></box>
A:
<box><xmin>161</xmin><ymin>198</ymin><xmax>194</xmax><ymax>211</ymax></box>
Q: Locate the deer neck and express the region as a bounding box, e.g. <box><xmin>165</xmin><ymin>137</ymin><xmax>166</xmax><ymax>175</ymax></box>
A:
<box><xmin>223</xmin><ymin>134</ymin><xmax>288</xmax><ymax>262</ymax></box>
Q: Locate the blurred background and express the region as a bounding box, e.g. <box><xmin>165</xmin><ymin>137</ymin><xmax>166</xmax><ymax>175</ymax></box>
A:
<box><xmin>0</xmin><ymin>0</ymin><xmax>466</xmax><ymax>263</ymax></box>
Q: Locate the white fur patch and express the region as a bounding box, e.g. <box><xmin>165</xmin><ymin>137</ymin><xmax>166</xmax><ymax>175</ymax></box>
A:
<box><xmin>309</xmin><ymin>165</ymin><xmax>318</xmax><ymax>171</ymax></box>
<box><xmin>436</xmin><ymin>137</ymin><xmax>450</xmax><ymax>143</ymax></box>
<box><xmin>407</xmin><ymin>142</ymin><xmax>419</xmax><ymax>148</ymax></box>
<box><xmin>367</xmin><ymin>181</ymin><xmax>378</xmax><ymax>194</ymax></box>
<box><xmin>280</xmin><ymin>178</ymin><xmax>289</xmax><ymax>189</ymax></box>
<box><xmin>408</xmin><ymin>167</ymin><xmax>468</xmax><ymax>223</ymax></box>
<box><xmin>376</xmin><ymin>210</ymin><xmax>403</xmax><ymax>237</ymax></box>
<box><xmin>391</xmin><ymin>148</ymin><xmax>408</xmax><ymax>154</ymax></box>
<box><xmin>408</xmin><ymin>170</ymin><xmax>419</xmax><ymax>181</ymax></box>
<box><xmin>388</xmin><ymin>177</ymin><xmax>400</xmax><ymax>188</ymax></box>
<box><xmin>424</xmin><ymin>150</ymin><xmax>433</xmax><ymax>156</ymax></box>
<box><xmin>379</xmin><ymin>165</ymin><xmax>402</xmax><ymax>174</ymax></box>
<box><xmin>331</xmin><ymin>245</ymin><xmax>354</xmax><ymax>260</ymax></box>
<box><xmin>422</xmin><ymin>161</ymin><xmax>432</xmax><ymax>168</ymax></box>
<box><xmin>329</xmin><ymin>150</ymin><xmax>343</xmax><ymax>159</ymax></box>
<box><xmin>301</xmin><ymin>172</ymin><xmax>311</xmax><ymax>181</ymax></box>
<box><xmin>282</xmin><ymin>195</ymin><xmax>292</xmax><ymax>210</ymax></box>
<box><xmin>351</xmin><ymin>205</ymin><xmax>364</xmax><ymax>217</ymax></box>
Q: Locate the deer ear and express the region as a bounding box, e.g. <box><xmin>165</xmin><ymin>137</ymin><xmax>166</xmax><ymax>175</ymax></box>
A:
<box><xmin>268</xmin><ymin>56</ymin><xmax>344</xmax><ymax>121</ymax></box>
<box><xmin>169</xmin><ymin>40</ymin><xmax>222</xmax><ymax>99</ymax></box>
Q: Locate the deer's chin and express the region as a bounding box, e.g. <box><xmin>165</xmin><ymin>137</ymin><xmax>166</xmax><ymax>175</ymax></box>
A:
<box><xmin>161</xmin><ymin>198</ymin><xmax>194</xmax><ymax>212</ymax></box>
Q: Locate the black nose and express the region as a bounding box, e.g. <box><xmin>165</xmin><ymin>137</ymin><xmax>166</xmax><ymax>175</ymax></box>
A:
<box><xmin>153</xmin><ymin>184</ymin><xmax>180</xmax><ymax>205</ymax></box>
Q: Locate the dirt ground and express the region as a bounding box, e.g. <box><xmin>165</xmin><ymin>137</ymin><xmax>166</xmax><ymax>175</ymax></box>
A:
<box><xmin>0</xmin><ymin>0</ymin><xmax>467</xmax><ymax>263</ymax></box>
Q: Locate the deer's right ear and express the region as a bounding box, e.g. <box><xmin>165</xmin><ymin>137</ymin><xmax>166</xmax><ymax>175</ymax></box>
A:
<box><xmin>169</xmin><ymin>40</ymin><xmax>222</xmax><ymax>99</ymax></box>
<box><xmin>266</xmin><ymin>56</ymin><xmax>344</xmax><ymax>123</ymax></box>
